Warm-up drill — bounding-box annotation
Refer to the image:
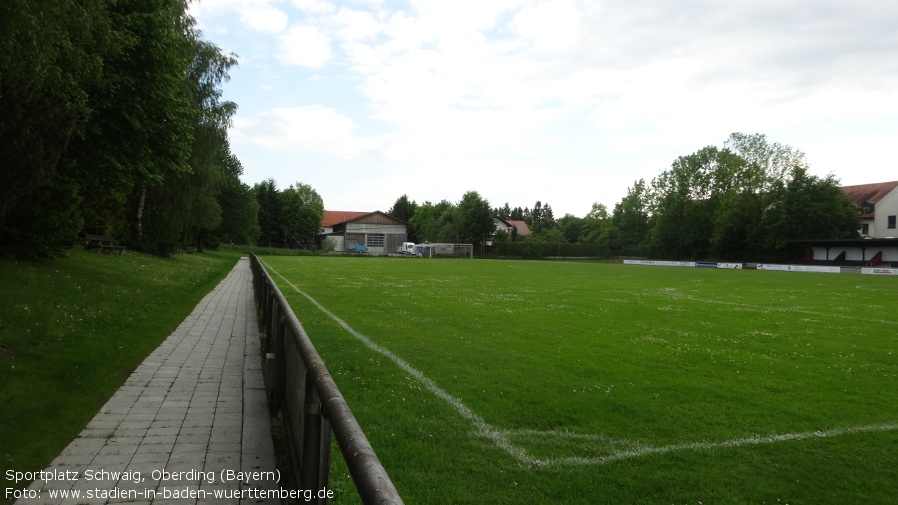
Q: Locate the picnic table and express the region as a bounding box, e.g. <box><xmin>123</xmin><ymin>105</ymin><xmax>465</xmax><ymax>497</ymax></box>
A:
<box><xmin>84</xmin><ymin>233</ymin><xmax>126</xmax><ymax>254</ymax></box>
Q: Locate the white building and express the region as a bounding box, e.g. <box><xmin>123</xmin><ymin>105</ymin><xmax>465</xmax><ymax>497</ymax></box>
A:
<box><xmin>841</xmin><ymin>181</ymin><xmax>898</xmax><ymax>238</ymax></box>
<box><xmin>800</xmin><ymin>182</ymin><xmax>898</xmax><ymax>267</ymax></box>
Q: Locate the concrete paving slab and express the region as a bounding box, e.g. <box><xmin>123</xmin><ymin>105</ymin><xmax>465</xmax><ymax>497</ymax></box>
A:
<box><xmin>15</xmin><ymin>258</ymin><xmax>278</xmax><ymax>505</ymax></box>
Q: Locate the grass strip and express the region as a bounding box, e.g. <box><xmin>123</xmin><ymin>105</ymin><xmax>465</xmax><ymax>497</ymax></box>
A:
<box><xmin>0</xmin><ymin>249</ymin><xmax>241</xmax><ymax>501</ymax></box>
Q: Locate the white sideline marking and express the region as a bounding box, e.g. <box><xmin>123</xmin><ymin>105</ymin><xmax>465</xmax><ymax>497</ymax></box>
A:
<box><xmin>263</xmin><ymin>261</ymin><xmax>538</xmax><ymax>466</ymax></box>
<box><xmin>540</xmin><ymin>422</ymin><xmax>898</xmax><ymax>467</ymax></box>
<box><xmin>262</xmin><ymin>260</ymin><xmax>898</xmax><ymax>467</ymax></box>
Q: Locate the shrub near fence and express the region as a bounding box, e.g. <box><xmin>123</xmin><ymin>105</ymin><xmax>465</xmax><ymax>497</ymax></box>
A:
<box><xmin>482</xmin><ymin>241</ymin><xmax>612</xmax><ymax>259</ymax></box>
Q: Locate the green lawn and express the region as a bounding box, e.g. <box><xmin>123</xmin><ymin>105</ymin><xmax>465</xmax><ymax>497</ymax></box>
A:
<box><xmin>0</xmin><ymin>249</ymin><xmax>241</xmax><ymax>501</ymax></box>
<box><xmin>260</xmin><ymin>256</ymin><xmax>898</xmax><ymax>505</ymax></box>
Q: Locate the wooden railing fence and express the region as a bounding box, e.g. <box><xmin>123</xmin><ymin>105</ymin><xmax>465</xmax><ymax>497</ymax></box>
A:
<box><xmin>250</xmin><ymin>254</ymin><xmax>404</xmax><ymax>505</ymax></box>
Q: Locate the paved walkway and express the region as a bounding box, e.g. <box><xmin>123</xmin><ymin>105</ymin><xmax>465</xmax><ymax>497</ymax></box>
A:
<box><xmin>18</xmin><ymin>257</ymin><xmax>278</xmax><ymax>505</ymax></box>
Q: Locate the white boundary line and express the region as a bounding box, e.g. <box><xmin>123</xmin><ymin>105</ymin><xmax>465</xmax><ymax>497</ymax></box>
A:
<box><xmin>262</xmin><ymin>259</ymin><xmax>898</xmax><ymax>468</ymax></box>
<box><xmin>263</xmin><ymin>260</ymin><xmax>538</xmax><ymax>466</ymax></box>
<box><xmin>539</xmin><ymin>423</ymin><xmax>898</xmax><ymax>467</ymax></box>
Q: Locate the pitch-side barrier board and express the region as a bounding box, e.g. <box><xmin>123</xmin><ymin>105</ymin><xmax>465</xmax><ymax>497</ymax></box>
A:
<box><xmin>622</xmin><ymin>260</ymin><xmax>898</xmax><ymax>275</ymax></box>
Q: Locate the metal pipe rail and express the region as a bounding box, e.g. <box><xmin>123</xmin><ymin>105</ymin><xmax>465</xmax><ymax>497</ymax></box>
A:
<box><xmin>250</xmin><ymin>254</ymin><xmax>404</xmax><ymax>505</ymax></box>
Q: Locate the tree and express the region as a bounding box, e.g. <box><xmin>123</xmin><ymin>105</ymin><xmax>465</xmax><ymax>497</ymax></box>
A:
<box><xmin>637</xmin><ymin>132</ymin><xmax>856</xmax><ymax>261</ymax></box>
<box><xmin>456</xmin><ymin>191</ymin><xmax>495</xmax><ymax>247</ymax></box>
<box><xmin>760</xmin><ymin>168</ymin><xmax>859</xmax><ymax>259</ymax></box>
<box><xmin>255</xmin><ymin>179</ymin><xmax>283</xmax><ymax>244</ymax></box>
<box><xmin>493</xmin><ymin>202</ymin><xmax>512</xmax><ymax>220</ymax></box>
<box><xmin>0</xmin><ymin>0</ymin><xmax>108</xmax><ymax>257</ymax></box>
<box><xmin>0</xmin><ymin>0</ymin><xmax>108</xmax><ymax>220</ymax></box>
<box><xmin>280</xmin><ymin>183</ymin><xmax>324</xmax><ymax>248</ymax></box>
<box><xmin>708</xmin><ymin>132</ymin><xmax>810</xmax><ymax>259</ymax></box>
<box><xmin>91</xmin><ymin>0</ymin><xmax>197</xmax><ymax>250</ymax></box>
<box><xmin>0</xmin><ymin>0</ymin><xmax>249</xmax><ymax>258</ymax></box>
<box><xmin>647</xmin><ymin>146</ymin><xmax>729</xmax><ymax>259</ymax></box>
<box><xmin>609</xmin><ymin>179</ymin><xmax>650</xmax><ymax>255</ymax></box>
<box><xmin>557</xmin><ymin>214</ymin><xmax>584</xmax><ymax>243</ymax></box>
<box><xmin>388</xmin><ymin>194</ymin><xmax>417</xmax><ymax>222</ymax></box>
<box><xmin>213</xmin><ymin>151</ymin><xmax>259</xmax><ymax>245</ymax></box>
<box><xmin>530</xmin><ymin>201</ymin><xmax>542</xmax><ymax>233</ymax></box>
<box><xmin>579</xmin><ymin>203</ymin><xmax>610</xmax><ymax>244</ymax></box>
<box><xmin>175</xmin><ymin>35</ymin><xmax>239</xmax><ymax>252</ymax></box>
<box><xmin>409</xmin><ymin>200</ymin><xmax>453</xmax><ymax>243</ymax></box>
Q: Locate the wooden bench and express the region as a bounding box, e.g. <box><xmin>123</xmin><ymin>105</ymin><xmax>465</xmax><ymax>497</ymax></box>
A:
<box><xmin>84</xmin><ymin>233</ymin><xmax>126</xmax><ymax>255</ymax></box>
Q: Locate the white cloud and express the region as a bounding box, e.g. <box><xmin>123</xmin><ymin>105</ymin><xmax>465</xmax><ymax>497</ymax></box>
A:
<box><xmin>510</xmin><ymin>0</ymin><xmax>581</xmax><ymax>53</ymax></box>
<box><xmin>291</xmin><ymin>0</ymin><xmax>336</xmax><ymax>14</ymax></box>
<box><xmin>198</xmin><ymin>0</ymin><xmax>898</xmax><ymax>216</ymax></box>
<box><xmin>333</xmin><ymin>7</ymin><xmax>382</xmax><ymax>41</ymax></box>
<box><xmin>275</xmin><ymin>24</ymin><xmax>333</xmax><ymax>67</ymax></box>
<box><xmin>240</xmin><ymin>5</ymin><xmax>289</xmax><ymax>34</ymax></box>
<box><xmin>190</xmin><ymin>0</ymin><xmax>289</xmax><ymax>34</ymax></box>
<box><xmin>231</xmin><ymin>106</ymin><xmax>386</xmax><ymax>159</ymax></box>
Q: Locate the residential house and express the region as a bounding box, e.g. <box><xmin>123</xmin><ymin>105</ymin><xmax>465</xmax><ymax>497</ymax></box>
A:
<box><xmin>841</xmin><ymin>181</ymin><xmax>898</xmax><ymax>238</ymax></box>
<box><xmin>494</xmin><ymin>218</ymin><xmax>532</xmax><ymax>239</ymax></box>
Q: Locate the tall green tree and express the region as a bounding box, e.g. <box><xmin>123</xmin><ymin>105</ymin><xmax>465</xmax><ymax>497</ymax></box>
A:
<box><xmin>647</xmin><ymin>146</ymin><xmax>734</xmax><ymax>259</ymax></box>
<box><xmin>255</xmin><ymin>179</ymin><xmax>283</xmax><ymax>244</ymax></box>
<box><xmin>388</xmin><ymin>194</ymin><xmax>417</xmax><ymax>222</ymax></box>
<box><xmin>579</xmin><ymin>203</ymin><xmax>610</xmax><ymax>244</ymax></box>
<box><xmin>456</xmin><ymin>190</ymin><xmax>494</xmax><ymax>247</ymax></box>
<box><xmin>0</xmin><ymin>0</ymin><xmax>108</xmax><ymax>220</ymax></box>
<box><xmin>708</xmin><ymin>132</ymin><xmax>810</xmax><ymax>259</ymax></box>
<box><xmin>280</xmin><ymin>183</ymin><xmax>324</xmax><ymax>248</ymax></box>
<box><xmin>760</xmin><ymin>168</ymin><xmax>859</xmax><ymax>259</ymax></box>
<box><xmin>0</xmin><ymin>0</ymin><xmax>110</xmax><ymax>257</ymax></box>
<box><xmin>0</xmin><ymin>0</ymin><xmax>246</xmax><ymax>258</ymax></box>
<box><xmin>409</xmin><ymin>200</ymin><xmax>453</xmax><ymax>243</ymax></box>
<box><xmin>608</xmin><ymin>179</ymin><xmax>650</xmax><ymax>255</ymax></box>
<box><xmin>638</xmin><ymin>133</ymin><xmax>856</xmax><ymax>261</ymax></box>
<box><xmin>89</xmin><ymin>0</ymin><xmax>197</xmax><ymax>250</ymax></box>
<box><xmin>557</xmin><ymin>214</ymin><xmax>584</xmax><ymax>243</ymax></box>
<box><xmin>213</xmin><ymin>152</ymin><xmax>259</xmax><ymax>245</ymax></box>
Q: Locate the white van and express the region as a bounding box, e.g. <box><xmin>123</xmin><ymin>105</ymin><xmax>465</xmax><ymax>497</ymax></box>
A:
<box><xmin>396</xmin><ymin>242</ymin><xmax>420</xmax><ymax>255</ymax></box>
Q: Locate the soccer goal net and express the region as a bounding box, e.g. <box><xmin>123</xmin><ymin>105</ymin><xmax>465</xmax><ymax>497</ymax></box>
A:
<box><xmin>419</xmin><ymin>243</ymin><xmax>473</xmax><ymax>259</ymax></box>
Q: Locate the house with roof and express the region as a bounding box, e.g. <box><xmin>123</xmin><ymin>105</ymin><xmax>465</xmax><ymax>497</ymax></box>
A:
<box><xmin>321</xmin><ymin>211</ymin><xmax>408</xmax><ymax>254</ymax></box>
<box><xmin>841</xmin><ymin>181</ymin><xmax>898</xmax><ymax>238</ymax></box>
<box><xmin>799</xmin><ymin>181</ymin><xmax>898</xmax><ymax>267</ymax></box>
<box><xmin>494</xmin><ymin>218</ymin><xmax>532</xmax><ymax>239</ymax></box>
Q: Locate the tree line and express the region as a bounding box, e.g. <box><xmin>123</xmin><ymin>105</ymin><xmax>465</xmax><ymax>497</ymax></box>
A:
<box><xmin>1</xmin><ymin>8</ymin><xmax>858</xmax><ymax>267</ymax></box>
<box><xmin>387</xmin><ymin>133</ymin><xmax>860</xmax><ymax>261</ymax></box>
<box><xmin>253</xmin><ymin>179</ymin><xmax>324</xmax><ymax>248</ymax></box>
<box><xmin>1</xmin><ymin>0</ymin><xmax>259</xmax><ymax>257</ymax></box>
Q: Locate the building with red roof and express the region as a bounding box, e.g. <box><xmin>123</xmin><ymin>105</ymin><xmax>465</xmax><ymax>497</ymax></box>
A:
<box><xmin>841</xmin><ymin>181</ymin><xmax>898</xmax><ymax>237</ymax></box>
<box><xmin>321</xmin><ymin>210</ymin><xmax>408</xmax><ymax>254</ymax></box>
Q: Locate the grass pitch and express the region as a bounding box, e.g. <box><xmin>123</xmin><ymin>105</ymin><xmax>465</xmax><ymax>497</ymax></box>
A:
<box><xmin>260</xmin><ymin>256</ymin><xmax>898</xmax><ymax>505</ymax></box>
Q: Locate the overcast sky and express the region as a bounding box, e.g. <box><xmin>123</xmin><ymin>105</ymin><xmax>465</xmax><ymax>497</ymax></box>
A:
<box><xmin>189</xmin><ymin>0</ymin><xmax>898</xmax><ymax>218</ymax></box>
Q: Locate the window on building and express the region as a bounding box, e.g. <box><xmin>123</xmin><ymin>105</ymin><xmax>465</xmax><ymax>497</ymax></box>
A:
<box><xmin>366</xmin><ymin>234</ymin><xmax>385</xmax><ymax>248</ymax></box>
<box><xmin>861</xmin><ymin>223</ymin><xmax>869</xmax><ymax>235</ymax></box>
<box><xmin>889</xmin><ymin>216</ymin><xmax>897</xmax><ymax>229</ymax></box>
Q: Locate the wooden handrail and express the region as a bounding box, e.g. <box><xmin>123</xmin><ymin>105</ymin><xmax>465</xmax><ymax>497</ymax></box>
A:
<box><xmin>249</xmin><ymin>254</ymin><xmax>404</xmax><ymax>505</ymax></box>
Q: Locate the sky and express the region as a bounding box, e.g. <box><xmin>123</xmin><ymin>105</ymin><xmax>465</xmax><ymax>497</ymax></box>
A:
<box><xmin>189</xmin><ymin>0</ymin><xmax>898</xmax><ymax>218</ymax></box>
